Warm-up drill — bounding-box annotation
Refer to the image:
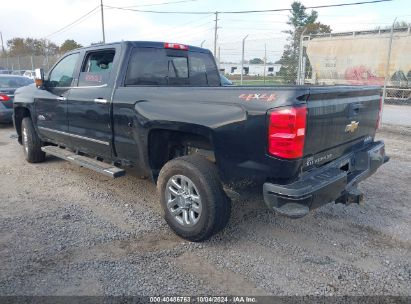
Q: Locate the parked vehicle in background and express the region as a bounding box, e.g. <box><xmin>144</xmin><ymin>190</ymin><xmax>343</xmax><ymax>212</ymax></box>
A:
<box><xmin>0</xmin><ymin>70</ymin><xmax>13</xmax><ymax>75</ymax></box>
<box><xmin>13</xmin><ymin>41</ymin><xmax>388</xmax><ymax>241</ymax></box>
<box><xmin>12</xmin><ymin>70</ymin><xmax>27</xmax><ymax>76</ymax></box>
<box><xmin>0</xmin><ymin>75</ymin><xmax>33</xmax><ymax>123</ymax></box>
<box><xmin>23</xmin><ymin>70</ymin><xmax>36</xmax><ymax>80</ymax></box>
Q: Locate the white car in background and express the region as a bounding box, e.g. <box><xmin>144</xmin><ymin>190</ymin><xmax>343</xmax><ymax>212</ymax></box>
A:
<box><xmin>23</xmin><ymin>70</ymin><xmax>36</xmax><ymax>80</ymax></box>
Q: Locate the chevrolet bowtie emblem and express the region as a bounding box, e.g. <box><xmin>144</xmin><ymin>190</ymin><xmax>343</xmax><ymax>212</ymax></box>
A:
<box><xmin>345</xmin><ymin>121</ymin><xmax>359</xmax><ymax>133</ymax></box>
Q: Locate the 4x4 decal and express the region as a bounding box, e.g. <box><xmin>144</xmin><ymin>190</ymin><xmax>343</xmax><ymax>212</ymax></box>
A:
<box><xmin>239</xmin><ymin>93</ymin><xmax>276</xmax><ymax>101</ymax></box>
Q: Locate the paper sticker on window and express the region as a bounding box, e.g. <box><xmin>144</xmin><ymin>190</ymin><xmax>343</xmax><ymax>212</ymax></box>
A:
<box><xmin>84</xmin><ymin>73</ymin><xmax>103</xmax><ymax>83</ymax></box>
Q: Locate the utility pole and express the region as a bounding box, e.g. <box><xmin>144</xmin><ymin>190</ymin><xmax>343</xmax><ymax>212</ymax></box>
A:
<box><xmin>0</xmin><ymin>31</ymin><xmax>5</xmax><ymax>53</ymax></box>
<box><xmin>200</xmin><ymin>40</ymin><xmax>205</xmax><ymax>48</ymax></box>
<box><xmin>218</xmin><ymin>46</ymin><xmax>221</xmax><ymax>68</ymax></box>
<box><xmin>381</xmin><ymin>17</ymin><xmax>397</xmax><ymax>125</ymax></box>
<box><xmin>45</xmin><ymin>40</ymin><xmax>49</xmax><ymax>71</ymax></box>
<box><xmin>213</xmin><ymin>12</ymin><xmax>218</xmax><ymax>57</ymax></box>
<box><xmin>263</xmin><ymin>43</ymin><xmax>266</xmax><ymax>85</ymax></box>
<box><xmin>45</xmin><ymin>46</ymin><xmax>49</xmax><ymax>71</ymax></box>
<box><xmin>100</xmin><ymin>0</ymin><xmax>106</xmax><ymax>43</ymax></box>
<box><xmin>1</xmin><ymin>31</ymin><xmax>9</xmax><ymax>69</ymax></box>
<box><xmin>241</xmin><ymin>34</ymin><xmax>248</xmax><ymax>85</ymax></box>
<box><xmin>297</xmin><ymin>27</ymin><xmax>307</xmax><ymax>85</ymax></box>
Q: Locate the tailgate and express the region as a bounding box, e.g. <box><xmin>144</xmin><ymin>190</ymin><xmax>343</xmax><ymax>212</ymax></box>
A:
<box><xmin>303</xmin><ymin>86</ymin><xmax>381</xmax><ymax>169</ymax></box>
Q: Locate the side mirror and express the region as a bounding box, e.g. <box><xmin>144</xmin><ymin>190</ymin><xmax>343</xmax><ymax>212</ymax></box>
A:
<box><xmin>34</xmin><ymin>68</ymin><xmax>45</xmax><ymax>88</ymax></box>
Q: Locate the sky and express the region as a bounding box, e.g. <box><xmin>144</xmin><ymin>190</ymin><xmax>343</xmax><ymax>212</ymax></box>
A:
<box><xmin>0</xmin><ymin>0</ymin><xmax>410</xmax><ymax>62</ymax></box>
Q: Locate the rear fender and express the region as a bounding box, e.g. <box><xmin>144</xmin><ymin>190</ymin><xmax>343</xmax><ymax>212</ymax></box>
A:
<box><xmin>135</xmin><ymin>100</ymin><xmax>247</xmax><ymax>181</ymax></box>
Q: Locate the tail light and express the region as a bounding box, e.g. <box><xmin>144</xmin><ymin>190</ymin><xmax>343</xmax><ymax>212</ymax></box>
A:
<box><xmin>0</xmin><ymin>94</ymin><xmax>10</xmax><ymax>102</ymax></box>
<box><xmin>376</xmin><ymin>96</ymin><xmax>382</xmax><ymax>129</ymax></box>
<box><xmin>268</xmin><ymin>105</ymin><xmax>307</xmax><ymax>159</ymax></box>
<box><xmin>164</xmin><ymin>43</ymin><xmax>189</xmax><ymax>50</ymax></box>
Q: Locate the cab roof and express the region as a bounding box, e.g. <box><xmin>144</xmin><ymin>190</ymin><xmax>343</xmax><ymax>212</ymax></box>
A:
<box><xmin>72</xmin><ymin>41</ymin><xmax>211</xmax><ymax>54</ymax></box>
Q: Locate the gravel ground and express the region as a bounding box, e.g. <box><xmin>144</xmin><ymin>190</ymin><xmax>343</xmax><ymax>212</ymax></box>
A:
<box><xmin>0</xmin><ymin>123</ymin><xmax>410</xmax><ymax>296</ymax></box>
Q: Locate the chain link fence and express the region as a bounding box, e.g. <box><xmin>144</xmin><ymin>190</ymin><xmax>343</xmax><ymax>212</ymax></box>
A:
<box><xmin>218</xmin><ymin>35</ymin><xmax>293</xmax><ymax>86</ymax></box>
<box><xmin>216</xmin><ymin>19</ymin><xmax>410</xmax><ymax>105</ymax></box>
<box><xmin>0</xmin><ymin>54</ymin><xmax>60</xmax><ymax>73</ymax></box>
<box><xmin>1</xmin><ymin>21</ymin><xmax>410</xmax><ymax>106</ymax></box>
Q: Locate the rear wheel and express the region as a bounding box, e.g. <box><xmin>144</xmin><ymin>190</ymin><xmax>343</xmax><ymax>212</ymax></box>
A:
<box><xmin>21</xmin><ymin>117</ymin><xmax>45</xmax><ymax>163</ymax></box>
<box><xmin>157</xmin><ymin>155</ymin><xmax>231</xmax><ymax>242</ymax></box>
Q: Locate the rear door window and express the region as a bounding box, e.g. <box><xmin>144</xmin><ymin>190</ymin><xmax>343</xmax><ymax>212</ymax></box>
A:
<box><xmin>78</xmin><ymin>50</ymin><xmax>115</xmax><ymax>86</ymax></box>
<box><xmin>189</xmin><ymin>52</ymin><xmax>220</xmax><ymax>86</ymax></box>
<box><xmin>168</xmin><ymin>57</ymin><xmax>188</xmax><ymax>78</ymax></box>
<box><xmin>125</xmin><ymin>48</ymin><xmax>189</xmax><ymax>86</ymax></box>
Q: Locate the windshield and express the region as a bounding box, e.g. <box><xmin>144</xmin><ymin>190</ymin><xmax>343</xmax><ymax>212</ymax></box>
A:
<box><xmin>0</xmin><ymin>76</ymin><xmax>34</xmax><ymax>89</ymax></box>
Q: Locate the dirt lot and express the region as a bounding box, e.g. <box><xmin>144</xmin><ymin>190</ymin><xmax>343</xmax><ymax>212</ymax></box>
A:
<box><xmin>0</xmin><ymin>123</ymin><xmax>410</xmax><ymax>296</ymax></box>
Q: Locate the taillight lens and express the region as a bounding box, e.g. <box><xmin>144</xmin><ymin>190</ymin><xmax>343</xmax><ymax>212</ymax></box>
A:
<box><xmin>376</xmin><ymin>96</ymin><xmax>382</xmax><ymax>129</ymax></box>
<box><xmin>0</xmin><ymin>94</ymin><xmax>10</xmax><ymax>102</ymax></box>
<box><xmin>268</xmin><ymin>105</ymin><xmax>307</xmax><ymax>159</ymax></box>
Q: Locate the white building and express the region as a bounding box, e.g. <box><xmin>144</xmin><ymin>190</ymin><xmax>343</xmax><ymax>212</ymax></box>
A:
<box><xmin>219</xmin><ymin>63</ymin><xmax>282</xmax><ymax>76</ymax></box>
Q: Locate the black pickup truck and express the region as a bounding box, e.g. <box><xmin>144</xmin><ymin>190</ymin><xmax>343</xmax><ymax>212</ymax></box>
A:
<box><xmin>13</xmin><ymin>41</ymin><xmax>388</xmax><ymax>241</ymax></box>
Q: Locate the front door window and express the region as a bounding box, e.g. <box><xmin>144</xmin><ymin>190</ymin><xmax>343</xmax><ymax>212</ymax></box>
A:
<box><xmin>48</xmin><ymin>53</ymin><xmax>79</xmax><ymax>88</ymax></box>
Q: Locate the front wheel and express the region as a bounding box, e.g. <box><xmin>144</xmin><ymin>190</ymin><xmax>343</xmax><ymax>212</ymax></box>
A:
<box><xmin>21</xmin><ymin>117</ymin><xmax>45</xmax><ymax>163</ymax></box>
<box><xmin>157</xmin><ymin>155</ymin><xmax>231</xmax><ymax>242</ymax></box>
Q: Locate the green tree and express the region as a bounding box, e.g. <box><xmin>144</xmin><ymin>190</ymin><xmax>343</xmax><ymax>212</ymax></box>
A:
<box><xmin>277</xmin><ymin>1</ymin><xmax>331</xmax><ymax>83</ymax></box>
<box><xmin>7</xmin><ymin>37</ymin><xmax>59</xmax><ymax>56</ymax></box>
<box><xmin>7</xmin><ymin>38</ymin><xmax>30</xmax><ymax>56</ymax></box>
<box><xmin>249</xmin><ymin>58</ymin><xmax>264</xmax><ymax>64</ymax></box>
<box><xmin>60</xmin><ymin>39</ymin><xmax>82</xmax><ymax>53</ymax></box>
<box><xmin>46</xmin><ymin>40</ymin><xmax>60</xmax><ymax>56</ymax></box>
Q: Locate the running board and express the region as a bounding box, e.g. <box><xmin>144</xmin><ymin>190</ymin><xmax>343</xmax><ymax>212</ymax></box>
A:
<box><xmin>41</xmin><ymin>146</ymin><xmax>125</xmax><ymax>178</ymax></box>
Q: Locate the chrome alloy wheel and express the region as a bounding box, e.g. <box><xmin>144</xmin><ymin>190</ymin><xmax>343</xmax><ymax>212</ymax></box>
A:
<box><xmin>22</xmin><ymin>127</ymin><xmax>29</xmax><ymax>154</ymax></box>
<box><xmin>165</xmin><ymin>174</ymin><xmax>202</xmax><ymax>227</ymax></box>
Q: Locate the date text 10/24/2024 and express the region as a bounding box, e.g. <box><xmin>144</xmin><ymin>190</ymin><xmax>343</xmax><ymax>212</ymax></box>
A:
<box><xmin>149</xmin><ymin>296</ymin><xmax>258</xmax><ymax>303</ymax></box>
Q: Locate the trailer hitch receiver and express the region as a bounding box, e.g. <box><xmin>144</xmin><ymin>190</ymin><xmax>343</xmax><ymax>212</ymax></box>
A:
<box><xmin>336</xmin><ymin>186</ymin><xmax>364</xmax><ymax>206</ymax></box>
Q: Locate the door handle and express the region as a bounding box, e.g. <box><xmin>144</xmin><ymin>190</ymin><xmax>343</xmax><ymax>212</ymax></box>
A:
<box><xmin>94</xmin><ymin>98</ymin><xmax>108</xmax><ymax>104</ymax></box>
<box><xmin>56</xmin><ymin>96</ymin><xmax>67</xmax><ymax>101</ymax></box>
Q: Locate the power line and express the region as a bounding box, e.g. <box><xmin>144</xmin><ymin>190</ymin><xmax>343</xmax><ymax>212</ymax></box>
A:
<box><xmin>221</xmin><ymin>0</ymin><xmax>393</xmax><ymax>14</ymax></box>
<box><xmin>153</xmin><ymin>16</ymin><xmax>212</xmax><ymax>39</ymax></box>
<box><xmin>219</xmin><ymin>37</ymin><xmax>287</xmax><ymax>44</ymax></box>
<box><xmin>45</xmin><ymin>6</ymin><xmax>100</xmax><ymax>38</ymax></box>
<box><xmin>104</xmin><ymin>0</ymin><xmax>392</xmax><ymax>15</ymax></box>
<box><xmin>39</xmin><ymin>0</ymin><xmax>395</xmax><ymax>44</ymax></box>
<box><xmin>51</xmin><ymin>10</ymin><xmax>101</xmax><ymax>39</ymax></box>
<box><xmin>41</xmin><ymin>1</ymin><xmax>178</xmax><ymax>41</ymax></box>
<box><xmin>123</xmin><ymin>0</ymin><xmax>198</xmax><ymax>8</ymax></box>
<box><xmin>104</xmin><ymin>4</ymin><xmax>210</xmax><ymax>14</ymax></box>
<box><xmin>169</xmin><ymin>27</ymin><xmax>214</xmax><ymax>42</ymax></box>
<box><xmin>221</xmin><ymin>48</ymin><xmax>283</xmax><ymax>52</ymax></box>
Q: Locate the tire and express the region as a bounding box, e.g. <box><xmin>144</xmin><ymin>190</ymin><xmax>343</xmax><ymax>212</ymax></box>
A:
<box><xmin>157</xmin><ymin>155</ymin><xmax>231</xmax><ymax>242</ymax></box>
<box><xmin>21</xmin><ymin>117</ymin><xmax>45</xmax><ymax>163</ymax></box>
